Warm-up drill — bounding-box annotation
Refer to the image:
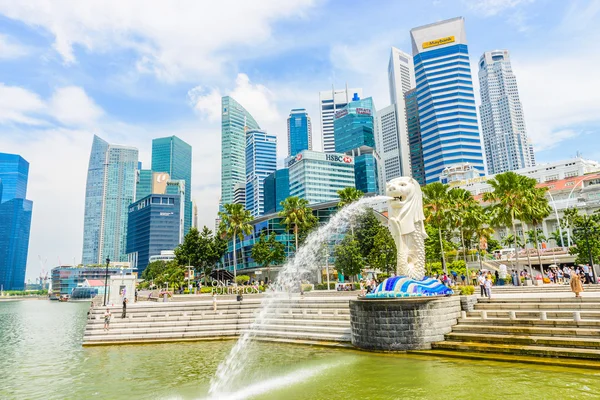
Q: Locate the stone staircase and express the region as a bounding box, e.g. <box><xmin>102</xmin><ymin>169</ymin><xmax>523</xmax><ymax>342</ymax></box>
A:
<box><xmin>83</xmin><ymin>297</ymin><xmax>352</xmax><ymax>346</ymax></box>
<box><xmin>426</xmin><ymin>296</ymin><xmax>600</xmax><ymax>364</ymax></box>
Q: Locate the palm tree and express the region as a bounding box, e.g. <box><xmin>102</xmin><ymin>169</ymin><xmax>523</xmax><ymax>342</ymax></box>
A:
<box><xmin>423</xmin><ymin>182</ymin><xmax>451</xmax><ymax>273</ymax></box>
<box><xmin>279</xmin><ymin>196</ymin><xmax>316</xmax><ymax>252</ymax></box>
<box><xmin>550</xmin><ymin>229</ymin><xmax>567</xmax><ymax>247</ymax></box>
<box><xmin>448</xmin><ymin>188</ymin><xmax>477</xmax><ymax>268</ymax></box>
<box><xmin>483</xmin><ymin>172</ymin><xmax>537</xmax><ymax>279</ymax></box>
<box><xmin>337</xmin><ymin>187</ymin><xmax>364</xmax><ymax>235</ymax></box>
<box><xmin>502</xmin><ymin>234</ymin><xmax>524</xmax><ymax>249</ymax></box>
<box><xmin>523</xmin><ymin>187</ymin><xmax>551</xmax><ymax>273</ymax></box>
<box><xmin>218</xmin><ymin>203</ymin><xmax>253</xmax><ymax>281</ymax></box>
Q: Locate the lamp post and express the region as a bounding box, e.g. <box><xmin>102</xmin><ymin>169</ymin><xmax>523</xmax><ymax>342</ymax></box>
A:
<box><xmin>547</xmin><ymin>191</ymin><xmax>565</xmax><ymax>249</ymax></box>
<box><xmin>103</xmin><ymin>257</ymin><xmax>110</xmax><ymax>306</ymax></box>
<box><xmin>564</xmin><ymin>177</ymin><xmax>587</xmax><ymax>247</ymax></box>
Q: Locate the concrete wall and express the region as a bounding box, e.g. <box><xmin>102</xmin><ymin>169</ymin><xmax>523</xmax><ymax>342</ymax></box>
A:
<box><xmin>349</xmin><ymin>296</ymin><xmax>461</xmax><ymax>351</ymax></box>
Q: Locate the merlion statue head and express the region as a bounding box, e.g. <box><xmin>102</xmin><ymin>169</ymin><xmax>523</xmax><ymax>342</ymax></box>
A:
<box><xmin>386</xmin><ymin>177</ymin><xmax>426</xmax><ymax>234</ymax></box>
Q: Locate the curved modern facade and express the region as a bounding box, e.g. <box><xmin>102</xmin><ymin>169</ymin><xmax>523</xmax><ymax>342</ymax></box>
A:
<box><xmin>221</xmin><ymin>96</ymin><xmax>260</xmax><ymax>208</ymax></box>
<box><xmin>410</xmin><ymin>17</ymin><xmax>485</xmax><ymax>184</ymax></box>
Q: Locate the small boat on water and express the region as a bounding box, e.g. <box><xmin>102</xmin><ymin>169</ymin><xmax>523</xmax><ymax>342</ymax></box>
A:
<box><xmin>58</xmin><ymin>294</ymin><xmax>69</xmax><ymax>302</ymax></box>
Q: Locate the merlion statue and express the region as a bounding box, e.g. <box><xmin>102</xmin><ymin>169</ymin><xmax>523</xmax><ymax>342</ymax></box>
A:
<box><xmin>386</xmin><ymin>177</ymin><xmax>427</xmax><ymax>280</ymax></box>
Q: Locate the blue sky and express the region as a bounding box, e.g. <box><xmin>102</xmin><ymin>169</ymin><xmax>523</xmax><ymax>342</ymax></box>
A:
<box><xmin>0</xmin><ymin>0</ymin><xmax>599</xmax><ymax>280</ymax></box>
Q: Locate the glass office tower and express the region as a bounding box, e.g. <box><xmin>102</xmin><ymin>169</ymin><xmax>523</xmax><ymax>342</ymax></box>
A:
<box><xmin>221</xmin><ymin>96</ymin><xmax>261</xmax><ymax>208</ymax></box>
<box><xmin>0</xmin><ymin>153</ymin><xmax>33</xmax><ymax>290</ymax></box>
<box><xmin>287</xmin><ymin>109</ymin><xmax>312</xmax><ymax>157</ymax></box>
<box><xmin>245</xmin><ymin>129</ymin><xmax>277</xmax><ymax>217</ymax></box>
<box><xmin>410</xmin><ymin>17</ymin><xmax>485</xmax><ymax>183</ymax></box>
<box><xmin>264</xmin><ymin>168</ymin><xmax>290</xmax><ymax>215</ymax></box>
<box><xmin>333</xmin><ymin>96</ymin><xmax>380</xmax><ymax>194</ymax></box>
<box><xmin>405</xmin><ymin>88</ymin><xmax>426</xmax><ymax>185</ymax></box>
<box><xmin>151</xmin><ymin>136</ymin><xmax>192</xmax><ymax>234</ymax></box>
<box><xmin>82</xmin><ymin>135</ymin><xmax>138</xmax><ymax>264</ymax></box>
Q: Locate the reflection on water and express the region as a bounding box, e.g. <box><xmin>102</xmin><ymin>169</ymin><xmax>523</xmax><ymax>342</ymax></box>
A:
<box><xmin>0</xmin><ymin>300</ymin><xmax>599</xmax><ymax>400</ymax></box>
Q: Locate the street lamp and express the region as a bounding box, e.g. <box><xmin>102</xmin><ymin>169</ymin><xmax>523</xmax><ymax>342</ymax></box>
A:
<box><xmin>547</xmin><ymin>191</ymin><xmax>565</xmax><ymax>249</ymax></box>
<box><xmin>103</xmin><ymin>257</ymin><xmax>110</xmax><ymax>306</ymax></box>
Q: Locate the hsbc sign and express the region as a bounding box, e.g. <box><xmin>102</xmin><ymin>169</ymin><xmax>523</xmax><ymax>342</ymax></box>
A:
<box><xmin>326</xmin><ymin>154</ymin><xmax>353</xmax><ymax>164</ymax></box>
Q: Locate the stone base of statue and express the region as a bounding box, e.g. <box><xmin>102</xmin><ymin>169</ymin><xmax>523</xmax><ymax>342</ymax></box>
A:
<box><xmin>349</xmin><ymin>295</ymin><xmax>461</xmax><ymax>351</ymax></box>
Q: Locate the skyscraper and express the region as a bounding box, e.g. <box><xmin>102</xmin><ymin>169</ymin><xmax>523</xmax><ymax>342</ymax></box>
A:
<box><xmin>221</xmin><ymin>96</ymin><xmax>260</xmax><ymax>207</ymax></box>
<box><xmin>387</xmin><ymin>47</ymin><xmax>416</xmax><ymax>177</ymax></box>
<box><xmin>264</xmin><ymin>168</ymin><xmax>290</xmax><ymax>215</ymax></box>
<box><xmin>334</xmin><ymin>96</ymin><xmax>380</xmax><ymax>194</ymax></box>
<box><xmin>82</xmin><ymin>135</ymin><xmax>138</xmax><ymax>265</ymax></box>
<box><xmin>151</xmin><ymin>136</ymin><xmax>192</xmax><ymax>234</ymax></box>
<box><xmin>0</xmin><ymin>153</ymin><xmax>33</xmax><ymax>290</ymax></box>
<box><xmin>136</xmin><ymin>168</ymin><xmax>153</xmax><ymax>201</ymax></box>
<box><xmin>287</xmin><ymin>109</ymin><xmax>312</xmax><ymax>157</ymax></box>
<box><xmin>405</xmin><ymin>89</ymin><xmax>426</xmax><ymax>185</ymax></box>
<box><xmin>375</xmin><ymin>104</ymin><xmax>402</xmax><ymax>182</ymax></box>
<box><xmin>410</xmin><ymin>17</ymin><xmax>485</xmax><ymax>183</ymax></box>
<box><xmin>245</xmin><ymin>129</ymin><xmax>277</xmax><ymax>217</ymax></box>
<box><xmin>478</xmin><ymin>50</ymin><xmax>533</xmax><ymax>174</ymax></box>
<box><xmin>319</xmin><ymin>87</ymin><xmax>363</xmax><ymax>153</ymax></box>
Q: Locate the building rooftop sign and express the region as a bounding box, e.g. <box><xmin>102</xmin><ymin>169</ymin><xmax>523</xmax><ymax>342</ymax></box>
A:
<box><xmin>422</xmin><ymin>35</ymin><xmax>455</xmax><ymax>49</ymax></box>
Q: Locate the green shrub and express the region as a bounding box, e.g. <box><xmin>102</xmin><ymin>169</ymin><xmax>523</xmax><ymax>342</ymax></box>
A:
<box><xmin>315</xmin><ymin>282</ymin><xmax>336</xmax><ymax>290</ymax></box>
<box><xmin>200</xmin><ymin>287</ymin><xmax>213</xmax><ymax>294</ymax></box>
<box><xmin>377</xmin><ymin>273</ymin><xmax>390</xmax><ymax>281</ymax></box>
<box><xmin>235</xmin><ymin>275</ymin><xmax>250</xmax><ymax>285</ymax></box>
<box><xmin>301</xmin><ymin>284</ymin><xmax>313</xmax><ymax>292</ymax></box>
<box><xmin>460</xmin><ymin>285</ymin><xmax>475</xmax><ymax>295</ymax></box>
<box><xmin>504</xmin><ymin>277</ymin><xmax>512</xmax><ymax>285</ymax></box>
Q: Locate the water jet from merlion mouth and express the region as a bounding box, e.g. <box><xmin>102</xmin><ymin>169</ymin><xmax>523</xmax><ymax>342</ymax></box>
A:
<box><xmin>208</xmin><ymin>195</ymin><xmax>389</xmax><ymax>397</ymax></box>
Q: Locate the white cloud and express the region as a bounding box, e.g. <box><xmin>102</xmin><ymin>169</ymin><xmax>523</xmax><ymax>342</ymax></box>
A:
<box><xmin>466</xmin><ymin>0</ymin><xmax>534</xmax><ymax>16</ymax></box>
<box><xmin>0</xmin><ymin>0</ymin><xmax>316</xmax><ymax>80</ymax></box>
<box><xmin>0</xmin><ymin>34</ymin><xmax>29</xmax><ymax>59</ymax></box>
<box><xmin>49</xmin><ymin>86</ymin><xmax>103</xmax><ymax>126</ymax></box>
<box><xmin>189</xmin><ymin>73</ymin><xmax>281</xmax><ymax>125</ymax></box>
<box><xmin>0</xmin><ymin>83</ymin><xmax>45</xmax><ymax>125</ymax></box>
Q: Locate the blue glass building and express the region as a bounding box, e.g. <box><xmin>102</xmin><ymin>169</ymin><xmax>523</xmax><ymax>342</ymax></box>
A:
<box><xmin>245</xmin><ymin>130</ymin><xmax>277</xmax><ymax>217</ymax></box>
<box><xmin>410</xmin><ymin>17</ymin><xmax>485</xmax><ymax>183</ymax></box>
<box><xmin>136</xmin><ymin>168</ymin><xmax>153</xmax><ymax>201</ymax></box>
<box><xmin>126</xmin><ymin>194</ymin><xmax>182</xmax><ymax>274</ymax></box>
<box><xmin>0</xmin><ymin>153</ymin><xmax>33</xmax><ymax>290</ymax></box>
<box><xmin>82</xmin><ymin>135</ymin><xmax>138</xmax><ymax>264</ymax></box>
<box><xmin>333</xmin><ymin>96</ymin><xmax>380</xmax><ymax>194</ymax></box>
<box><xmin>263</xmin><ymin>168</ymin><xmax>290</xmax><ymax>215</ymax></box>
<box><xmin>287</xmin><ymin>109</ymin><xmax>312</xmax><ymax>157</ymax></box>
<box><xmin>152</xmin><ymin>136</ymin><xmax>192</xmax><ymax>234</ymax></box>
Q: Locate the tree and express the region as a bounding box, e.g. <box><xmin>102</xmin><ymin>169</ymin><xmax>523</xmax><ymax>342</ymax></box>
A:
<box><xmin>523</xmin><ymin>187</ymin><xmax>551</xmax><ymax>273</ymax></box>
<box><xmin>569</xmin><ymin>210</ymin><xmax>600</xmax><ymax>275</ymax></box>
<box><xmin>218</xmin><ymin>203</ymin><xmax>253</xmax><ymax>281</ymax></box>
<box><xmin>367</xmin><ymin>228</ymin><xmax>397</xmax><ymax>274</ymax></box>
<box><xmin>174</xmin><ymin>227</ymin><xmax>202</xmax><ymax>267</ymax></box>
<box><xmin>142</xmin><ymin>260</ymin><xmax>168</xmax><ymax>282</ymax></box>
<box><xmin>422</xmin><ymin>182</ymin><xmax>451</xmax><ymax>273</ymax></box>
<box><xmin>251</xmin><ymin>233</ymin><xmax>286</xmax><ymax>281</ymax></box>
<box><xmin>561</xmin><ymin>207</ymin><xmax>579</xmax><ymax>247</ymax></box>
<box><xmin>279</xmin><ymin>196</ymin><xmax>317</xmax><ymax>252</ymax></box>
<box><xmin>355</xmin><ymin>209</ymin><xmax>384</xmax><ymax>260</ymax></box>
<box><xmin>484</xmin><ymin>171</ymin><xmax>538</xmax><ymax>280</ymax></box>
<box><xmin>337</xmin><ymin>187</ymin><xmax>364</xmax><ymax>235</ymax></box>
<box><xmin>502</xmin><ymin>234</ymin><xmax>524</xmax><ymax>249</ymax></box>
<box><xmin>550</xmin><ymin>229</ymin><xmax>568</xmax><ymax>248</ymax></box>
<box><xmin>334</xmin><ymin>234</ymin><xmax>365</xmax><ymax>279</ymax></box>
<box><xmin>463</xmin><ymin>205</ymin><xmax>494</xmax><ymax>271</ymax></box>
<box><xmin>448</xmin><ymin>188</ymin><xmax>478</xmax><ymax>268</ymax></box>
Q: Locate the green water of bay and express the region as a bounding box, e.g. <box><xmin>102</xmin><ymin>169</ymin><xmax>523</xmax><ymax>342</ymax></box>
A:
<box><xmin>1</xmin><ymin>300</ymin><xmax>599</xmax><ymax>400</ymax></box>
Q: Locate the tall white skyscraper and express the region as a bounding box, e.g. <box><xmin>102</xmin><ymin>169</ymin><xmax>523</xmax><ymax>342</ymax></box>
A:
<box><xmin>478</xmin><ymin>50</ymin><xmax>533</xmax><ymax>174</ymax></box>
<box><xmin>319</xmin><ymin>86</ymin><xmax>362</xmax><ymax>153</ymax></box>
<box><xmin>380</xmin><ymin>47</ymin><xmax>415</xmax><ymax>179</ymax></box>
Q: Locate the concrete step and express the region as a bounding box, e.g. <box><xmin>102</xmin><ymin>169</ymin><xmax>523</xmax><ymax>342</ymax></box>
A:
<box><xmin>432</xmin><ymin>340</ymin><xmax>600</xmax><ymax>360</ymax></box>
<box><xmin>474</xmin><ymin>302</ymin><xmax>600</xmax><ymax>310</ymax></box>
<box><xmin>457</xmin><ymin>318</ymin><xmax>600</xmax><ymax>328</ymax></box>
<box><xmin>85</xmin><ymin>316</ymin><xmax>350</xmax><ymax>331</ymax></box>
<box><xmin>478</xmin><ymin>297</ymin><xmax>600</xmax><ymax>303</ymax></box>
<box><xmin>445</xmin><ymin>332</ymin><xmax>600</xmax><ymax>349</ymax></box>
<box><xmin>466</xmin><ymin>310</ymin><xmax>600</xmax><ymax>320</ymax></box>
<box><xmin>409</xmin><ymin>349</ymin><xmax>600</xmax><ymax>370</ymax></box>
<box><xmin>249</xmin><ymin>329</ymin><xmax>351</xmax><ymax>342</ymax></box>
<box><xmin>84</xmin><ymin>330</ymin><xmax>240</xmax><ymax>342</ymax></box>
<box><xmin>91</xmin><ymin>305</ymin><xmax>351</xmax><ymax>317</ymax></box>
<box><xmin>451</xmin><ymin>324</ymin><xmax>600</xmax><ymax>338</ymax></box>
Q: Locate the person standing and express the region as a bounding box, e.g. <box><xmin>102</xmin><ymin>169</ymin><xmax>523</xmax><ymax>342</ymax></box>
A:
<box><xmin>570</xmin><ymin>271</ymin><xmax>584</xmax><ymax>298</ymax></box>
<box><xmin>103</xmin><ymin>308</ymin><xmax>112</xmax><ymax>331</ymax></box>
<box><xmin>121</xmin><ymin>298</ymin><xmax>128</xmax><ymax>319</ymax></box>
<box><xmin>484</xmin><ymin>275</ymin><xmax>493</xmax><ymax>298</ymax></box>
<box><xmin>478</xmin><ymin>273</ymin><xmax>486</xmax><ymax>297</ymax></box>
<box><xmin>212</xmin><ymin>292</ymin><xmax>217</xmax><ymax>312</ymax></box>
<box><xmin>583</xmin><ymin>264</ymin><xmax>592</xmax><ymax>284</ymax></box>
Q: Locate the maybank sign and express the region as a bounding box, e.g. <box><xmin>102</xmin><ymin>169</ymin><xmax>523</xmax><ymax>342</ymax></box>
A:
<box><xmin>422</xmin><ymin>35</ymin><xmax>455</xmax><ymax>49</ymax></box>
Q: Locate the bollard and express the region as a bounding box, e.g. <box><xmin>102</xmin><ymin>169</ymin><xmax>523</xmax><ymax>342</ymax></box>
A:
<box><xmin>509</xmin><ymin>311</ymin><xmax>516</xmax><ymax>320</ymax></box>
<box><xmin>481</xmin><ymin>310</ymin><xmax>487</xmax><ymax>320</ymax></box>
<box><xmin>461</xmin><ymin>311</ymin><xmax>467</xmax><ymax>319</ymax></box>
<box><xmin>574</xmin><ymin>311</ymin><xmax>581</xmax><ymax>322</ymax></box>
<box><xmin>540</xmin><ymin>311</ymin><xmax>547</xmax><ymax>321</ymax></box>
<box><xmin>302</xmin><ymin>309</ymin><xmax>307</xmax><ymax>316</ymax></box>
<box><xmin>318</xmin><ymin>309</ymin><xmax>322</xmax><ymax>315</ymax></box>
<box><xmin>334</xmin><ymin>309</ymin><xmax>338</xmax><ymax>316</ymax></box>
<box><xmin>183</xmin><ymin>312</ymin><xmax>187</xmax><ymax>317</ymax></box>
